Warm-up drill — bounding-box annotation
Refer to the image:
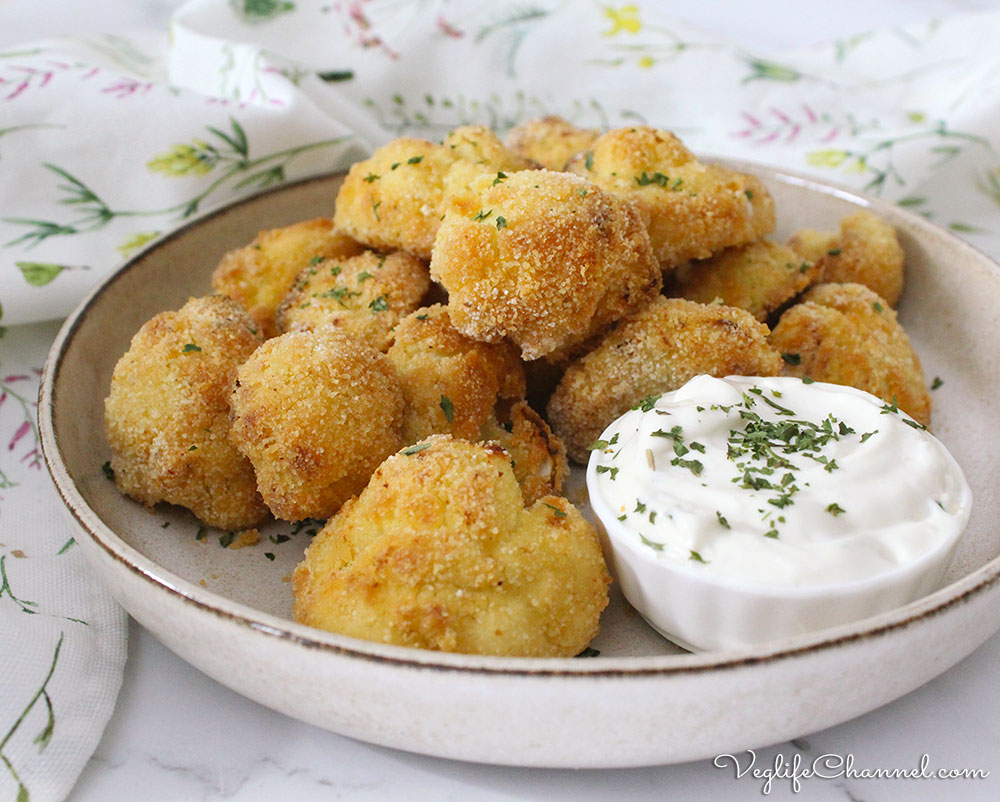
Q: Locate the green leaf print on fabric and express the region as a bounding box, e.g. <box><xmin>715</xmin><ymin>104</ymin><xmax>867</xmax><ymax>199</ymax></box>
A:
<box><xmin>2</xmin><ymin>121</ymin><xmax>352</xmax><ymax>253</ymax></box>
<box><xmin>15</xmin><ymin>262</ymin><xmax>79</xmax><ymax>287</ymax></box>
<box><xmin>0</xmin><ymin>634</ymin><xmax>63</xmax><ymax>801</ymax></box>
<box><xmin>475</xmin><ymin>6</ymin><xmax>550</xmax><ymax>78</ymax></box>
<box><xmin>231</xmin><ymin>0</ymin><xmax>295</xmax><ymax>23</ymax></box>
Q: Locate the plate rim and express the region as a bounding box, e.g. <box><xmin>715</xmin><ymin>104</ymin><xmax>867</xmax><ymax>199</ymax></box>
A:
<box><xmin>39</xmin><ymin>161</ymin><xmax>1000</xmax><ymax>679</ymax></box>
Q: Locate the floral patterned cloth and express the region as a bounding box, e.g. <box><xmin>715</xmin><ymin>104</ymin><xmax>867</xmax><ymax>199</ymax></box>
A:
<box><xmin>2</xmin><ymin>2</ymin><xmax>999</xmax><ymax>799</ymax></box>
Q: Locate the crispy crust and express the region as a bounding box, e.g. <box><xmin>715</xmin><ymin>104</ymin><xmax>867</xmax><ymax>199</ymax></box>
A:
<box><xmin>385</xmin><ymin>304</ymin><xmax>526</xmax><ymax>443</ymax></box>
<box><xmin>292</xmin><ymin>435</ymin><xmax>609</xmax><ymax>656</ymax></box>
<box><xmin>229</xmin><ymin>329</ymin><xmax>405</xmax><ymax>521</ymax></box>
<box><xmin>104</xmin><ymin>295</ymin><xmax>267</xmax><ymax>530</ymax></box>
<box><xmin>672</xmin><ymin>240</ymin><xmax>820</xmax><ymax>322</ymax></box>
<box><xmin>504</xmin><ymin>115</ymin><xmax>599</xmax><ymax>171</ymax></box>
<box><xmin>786</xmin><ymin>210</ymin><xmax>905</xmax><ymax>306</ymax></box>
<box><xmin>430</xmin><ymin>169</ymin><xmax>661</xmax><ymax>360</ymax></box>
<box><xmin>548</xmin><ymin>297</ymin><xmax>784</xmax><ymax>462</ymax></box>
<box><xmin>275</xmin><ymin>250</ymin><xmax>430</xmax><ymax>351</ymax></box>
<box><xmin>768</xmin><ymin>282</ymin><xmax>931</xmax><ymax>425</ymax></box>
<box><xmin>566</xmin><ymin>126</ymin><xmax>776</xmax><ymax>269</ymax></box>
<box><xmin>211</xmin><ymin>218</ymin><xmax>364</xmax><ymax>339</ymax></box>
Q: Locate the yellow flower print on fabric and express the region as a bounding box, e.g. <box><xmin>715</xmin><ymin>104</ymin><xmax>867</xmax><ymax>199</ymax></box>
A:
<box><xmin>806</xmin><ymin>149</ymin><xmax>849</xmax><ymax>168</ymax></box>
<box><xmin>147</xmin><ymin>141</ymin><xmax>217</xmax><ymax>177</ymax></box>
<box><xmin>603</xmin><ymin>4</ymin><xmax>641</xmax><ymax>36</ymax></box>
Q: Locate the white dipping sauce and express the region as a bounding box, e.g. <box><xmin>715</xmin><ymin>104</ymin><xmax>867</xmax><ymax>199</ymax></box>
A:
<box><xmin>589</xmin><ymin>375</ymin><xmax>972</xmax><ymax>588</ymax></box>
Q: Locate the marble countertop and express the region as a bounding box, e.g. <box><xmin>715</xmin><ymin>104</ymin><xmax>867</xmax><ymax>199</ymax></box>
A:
<box><xmin>6</xmin><ymin>1</ymin><xmax>1000</xmax><ymax>799</ymax></box>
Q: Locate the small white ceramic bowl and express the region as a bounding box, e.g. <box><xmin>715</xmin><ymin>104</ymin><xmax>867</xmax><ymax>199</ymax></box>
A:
<box><xmin>587</xmin><ymin>378</ymin><xmax>974</xmax><ymax>653</ymax></box>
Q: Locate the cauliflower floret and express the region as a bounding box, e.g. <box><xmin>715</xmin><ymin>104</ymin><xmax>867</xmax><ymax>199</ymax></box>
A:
<box><xmin>104</xmin><ymin>295</ymin><xmax>266</xmax><ymax>530</ymax></box>
<box><xmin>292</xmin><ymin>435</ymin><xmax>609</xmax><ymax>656</ymax></box>
<box><xmin>229</xmin><ymin>329</ymin><xmax>405</xmax><ymax>521</ymax></box>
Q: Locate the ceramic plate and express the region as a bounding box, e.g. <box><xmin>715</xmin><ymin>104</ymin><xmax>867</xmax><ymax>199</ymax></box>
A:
<box><xmin>39</xmin><ymin>164</ymin><xmax>1000</xmax><ymax>768</ymax></box>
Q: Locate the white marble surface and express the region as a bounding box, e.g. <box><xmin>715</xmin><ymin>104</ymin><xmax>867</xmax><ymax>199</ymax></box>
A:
<box><xmin>6</xmin><ymin>1</ymin><xmax>1000</xmax><ymax>799</ymax></box>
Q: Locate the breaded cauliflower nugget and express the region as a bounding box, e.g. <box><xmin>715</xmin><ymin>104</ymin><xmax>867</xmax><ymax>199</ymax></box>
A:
<box><xmin>566</xmin><ymin>126</ymin><xmax>776</xmax><ymax>269</ymax></box>
<box><xmin>786</xmin><ymin>210</ymin><xmax>905</xmax><ymax>306</ymax></box>
<box><xmin>505</xmin><ymin>115</ymin><xmax>599</xmax><ymax>171</ymax></box>
<box><xmin>275</xmin><ymin>250</ymin><xmax>430</xmax><ymax>351</ymax></box>
<box><xmin>292</xmin><ymin>435</ymin><xmax>609</xmax><ymax>656</ymax></box>
<box><xmin>104</xmin><ymin>295</ymin><xmax>266</xmax><ymax>530</ymax></box>
<box><xmin>672</xmin><ymin>240</ymin><xmax>820</xmax><ymax>322</ymax></box>
<box><xmin>548</xmin><ymin>297</ymin><xmax>784</xmax><ymax>462</ymax></box>
<box><xmin>385</xmin><ymin>304</ymin><xmax>526</xmax><ymax>443</ymax></box>
<box><xmin>334</xmin><ymin>137</ymin><xmax>457</xmax><ymax>260</ymax></box>
<box><xmin>481</xmin><ymin>400</ymin><xmax>569</xmax><ymax>505</ymax></box>
<box><xmin>333</xmin><ymin>130</ymin><xmax>531</xmax><ymax>260</ymax></box>
<box><xmin>430</xmin><ymin>169</ymin><xmax>661</xmax><ymax>360</ymax></box>
<box><xmin>769</xmin><ymin>282</ymin><xmax>931</xmax><ymax>425</ymax></box>
<box><xmin>212</xmin><ymin>218</ymin><xmax>364</xmax><ymax>338</ymax></box>
<box><xmin>229</xmin><ymin>329</ymin><xmax>405</xmax><ymax>521</ymax></box>
<box><xmin>440</xmin><ymin>125</ymin><xmax>535</xmax><ymax>218</ymax></box>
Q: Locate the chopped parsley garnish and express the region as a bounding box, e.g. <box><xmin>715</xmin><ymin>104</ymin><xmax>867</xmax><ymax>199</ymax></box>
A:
<box><xmin>634</xmin><ymin>500</ymin><xmax>646</xmax><ymax>513</ymax></box>
<box><xmin>781</xmin><ymin>352</ymin><xmax>802</xmax><ymax>366</ymax></box>
<box><xmin>195</xmin><ymin>526</ymin><xmax>207</xmax><ymax>542</ymax></box>
<box><xmin>492</xmin><ymin>171</ymin><xmax>507</xmax><ymax>185</ymax></box>
<box><xmin>407</xmin><ymin>155</ymin><xmax>424</xmax><ymax>165</ymax></box>
<box><xmin>182</xmin><ymin>343</ymin><xmax>201</xmax><ymax>353</ymax></box>
<box><xmin>716</xmin><ymin>511</ymin><xmax>730</xmax><ymax>529</ymax></box>
<box><xmin>931</xmin><ymin>377</ymin><xmax>944</xmax><ymax>390</ymax></box>
<box><xmin>363</xmin><ymin>172</ymin><xmax>380</xmax><ymax>183</ymax></box>
<box><xmin>471</xmin><ymin>208</ymin><xmax>493</xmax><ymax>221</ymax></box>
<box><xmin>595</xmin><ymin>465</ymin><xmax>619</xmax><ymax>480</ymax></box>
<box><xmin>369</xmin><ymin>295</ymin><xmax>389</xmax><ymax>313</ymax></box>
<box><xmin>689</xmin><ymin>550</ymin><xmax>708</xmax><ymax>563</ymax></box>
<box><xmin>639</xmin><ymin>533</ymin><xmax>664</xmax><ymax>551</ymax></box>
<box><xmin>439</xmin><ymin>395</ymin><xmax>454</xmax><ymax>423</ymax></box>
<box><xmin>633</xmin><ymin>394</ymin><xmax>661</xmax><ymax>412</ymax></box>
<box><xmin>403</xmin><ymin>443</ymin><xmax>432</xmax><ymax>455</ymax></box>
<box><xmin>543</xmin><ymin>502</ymin><xmax>567</xmax><ymax>518</ymax></box>
<box><xmin>671</xmin><ymin>456</ymin><xmax>704</xmax><ymax>476</ymax></box>
<box><xmin>308</xmin><ymin>255</ymin><xmax>326</xmax><ymax>265</ymax></box>
<box><xmin>576</xmin><ymin>646</ymin><xmax>600</xmax><ymax>657</ymax></box>
<box><xmin>827</xmin><ymin>248</ymin><xmax>842</xmax><ymax>256</ymax></box>
<box><xmin>101</xmin><ymin>460</ymin><xmax>114</xmax><ymax>480</ymax></box>
<box><xmin>496</xmin><ymin>215</ymin><xmax>507</xmax><ymax>229</ymax></box>
<box><xmin>371</xmin><ymin>199</ymin><xmax>381</xmax><ymax>220</ymax></box>
<box><xmin>584</xmin><ymin>150</ymin><xmax>594</xmax><ymax>171</ymax></box>
<box><xmin>218</xmin><ymin>532</ymin><xmax>235</xmax><ymax>548</ymax></box>
<box><xmin>264</xmin><ymin>552</ymin><xmax>276</xmax><ymax>561</ymax></box>
<box><xmin>357</xmin><ymin>271</ymin><xmax>374</xmax><ymax>283</ymax></box>
<box><xmin>873</xmin><ymin>302</ymin><xmax>884</xmax><ymax>313</ymax></box>
<box><xmin>826</xmin><ymin>502</ymin><xmax>846</xmax><ymax>516</ymax></box>
<box><xmin>588</xmin><ymin>433</ymin><xmax>619</xmax><ymax>451</ymax></box>
<box><xmin>635</xmin><ymin>171</ymin><xmax>671</xmax><ymax>187</ymax></box>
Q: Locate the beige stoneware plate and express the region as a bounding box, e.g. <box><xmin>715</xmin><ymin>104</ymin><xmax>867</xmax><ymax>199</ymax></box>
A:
<box><xmin>39</xmin><ymin>163</ymin><xmax>1000</xmax><ymax>768</ymax></box>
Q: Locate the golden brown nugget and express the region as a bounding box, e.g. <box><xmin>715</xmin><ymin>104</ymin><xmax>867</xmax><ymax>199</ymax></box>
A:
<box><xmin>440</xmin><ymin>125</ymin><xmax>535</xmax><ymax>218</ymax></box>
<box><xmin>104</xmin><ymin>295</ymin><xmax>266</xmax><ymax>530</ymax></box>
<box><xmin>769</xmin><ymin>282</ymin><xmax>930</xmax><ymax>425</ymax></box>
<box><xmin>505</xmin><ymin>115</ymin><xmax>599</xmax><ymax>171</ymax></box>
<box><xmin>385</xmin><ymin>304</ymin><xmax>526</xmax><ymax>443</ymax></box>
<box><xmin>480</xmin><ymin>400</ymin><xmax>569</xmax><ymax>505</ymax></box>
<box><xmin>786</xmin><ymin>210</ymin><xmax>905</xmax><ymax>306</ymax></box>
<box><xmin>333</xmin><ymin>137</ymin><xmax>458</xmax><ymax>260</ymax></box>
<box><xmin>333</xmin><ymin>131</ymin><xmax>531</xmax><ymax>260</ymax></box>
<box><xmin>566</xmin><ymin>126</ymin><xmax>776</xmax><ymax>269</ymax></box>
<box><xmin>292</xmin><ymin>435</ymin><xmax>609</xmax><ymax>657</ymax></box>
<box><xmin>672</xmin><ymin>240</ymin><xmax>820</xmax><ymax>322</ymax></box>
<box><xmin>212</xmin><ymin>218</ymin><xmax>364</xmax><ymax>339</ymax></box>
<box><xmin>430</xmin><ymin>169</ymin><xmax>661</xmax><ymax>360</ymax></box>
<box><xmin>275</xmin><ymin>250</ymin><xmax>430</xmax><ymax>351</ymax></box>
<box><xmin>229</xmin><ymin>329</ymin><xmax>405</xmax><ymax>521</ymax></box>
<box><xmin>548</xmin><ymin>297</ymin><xmax>784</xmax><ymax>462</ymax></box>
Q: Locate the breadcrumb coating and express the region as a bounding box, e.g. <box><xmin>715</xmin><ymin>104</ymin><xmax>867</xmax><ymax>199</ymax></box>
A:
<box><xmin>566</xmin><ymin>126</ymin><xmax>776</xmax><ymax>269</ymax></box>
<box><xmin>333</xmin><ymin>130</ymin><xmax>532</xmax><ymax>260</ymax></box>
<box><xmin>672</xmin><ymin>240</ymin><xmax>820</xmax><ymax>322</ymax></box>
<box><xmin>769</xmin><ymin>282</ymin><xmax>931</xmax><ymax>425</ymax></box>
<box><xmin>229</xmin><ymin>329</ymin><xmax>405</xmax><ymax>521</ymax></box>
<box><xmin>481</xmin><ymin>400</ymin><xmax>569</xmax><ymax>505</ymax></box>
<box><xmin>104</xmin><ymin>295</ymin><xmax>267</xmax><ymax>530</ymax></box>
<box><xmin>786</xmin><ymin>210</ymin><xmax>905</xmax><ymax>306</ymax></box>
<box><xmin>292</xmin><ymin>435</ymin><xmax>609</xmax><ymax>656</ymax></box>
<box><xmin>211</xmin><ymin>218</ymin><xmax>364</xmax><ymax>338</ymax></box>
<box><xmin>275</xmin><ymin>249</ymin><xmax>430</xmax><ymax>351</ymax></box>
<box><xmin>504</xmin><ymin>115</ymin><xmax>599</xmax><ymax>171</ymax></box>
<box><xmin>430</xmin><ymin>169</ymin><xmax>661</xmax><ymax>360</ymax></box>
<box><xmin>548</xmin><ymin>297</ymin><xmax>784</xmax><ymax>462</ymax></box>
<box><xmin>385</xmin><ymin>304</ymin><xmax>526</xmax><ymax>443</ymax></box>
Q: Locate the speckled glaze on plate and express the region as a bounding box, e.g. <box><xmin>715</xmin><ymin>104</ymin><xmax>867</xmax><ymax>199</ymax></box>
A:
<box><xmin>39</xmin><ymin>163</ymin><xmax>1000</xmax><ymax>768</ymax></box>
